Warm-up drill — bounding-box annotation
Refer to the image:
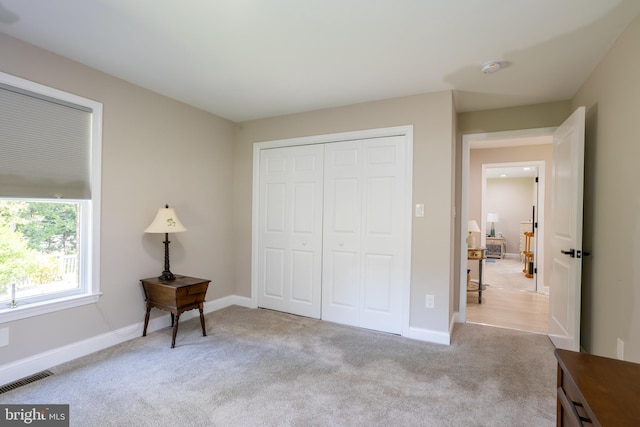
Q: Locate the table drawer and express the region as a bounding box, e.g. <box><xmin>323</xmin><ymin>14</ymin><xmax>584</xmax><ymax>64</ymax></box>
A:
<box><xmin>558</xmin><ymin>365</ymin><xmax>594</xmax><ymax>426</ymax></box>
<box><xmin>176</xmin><ymin>282</ymin><xmax>208</xmax><ymax>305</ymax></box>
<box><xmin>142</xmin><ymin>283</ymin><xmax>177</xmax><ymax>307</ymax></box>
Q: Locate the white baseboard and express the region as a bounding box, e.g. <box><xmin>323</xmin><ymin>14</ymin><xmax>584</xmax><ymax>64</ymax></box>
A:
<box><xmin>0</xmin><ymin>295</ymin><xmax>251</xmax><ymax>387</ymax></box>
<box><xmin>406</xmin><ymin>326</ymin><xmax>451</xmax><ymax>345</ymax></box>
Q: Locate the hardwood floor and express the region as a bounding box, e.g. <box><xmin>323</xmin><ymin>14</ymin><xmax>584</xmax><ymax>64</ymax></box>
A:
<box><xmin>466</xmin><ymin>257</ymin><xmax>549</xmax><ymax>334</ymax></box>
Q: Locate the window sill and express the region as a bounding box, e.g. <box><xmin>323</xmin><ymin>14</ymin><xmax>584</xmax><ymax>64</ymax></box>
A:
<box><xmin>0</xmin><ymin>293</ymin><xmax>102</xmax><ymax>323</ymax></box>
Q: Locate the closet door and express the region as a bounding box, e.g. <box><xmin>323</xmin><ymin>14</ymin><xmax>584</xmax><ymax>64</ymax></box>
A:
<box><xmin>322</xmin><ymin>136</ymin><xmax>407</xmax><ymax>333</ymax></box>
<box><xmin>257</xmin><ymin>145</ymin><xmax>324</xmax><ymax>318</ymax></box>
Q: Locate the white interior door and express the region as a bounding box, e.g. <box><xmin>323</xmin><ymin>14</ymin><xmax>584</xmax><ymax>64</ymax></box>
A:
<box><xmin>322</xmin><ymin>136</ymin><xmax>407</xmax><ymax>334</ymax></box>
<box><xmin>257</xmin><ymin>145</ymin><xmax>324</xmax><ymax>318</ymax></box>
<box><xmin>548</xmin><ymin>106</ymin><xmax>585</xmax><ymax>351</ymax></box>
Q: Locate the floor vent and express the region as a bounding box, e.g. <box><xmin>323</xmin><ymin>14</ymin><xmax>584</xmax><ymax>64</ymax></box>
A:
<box><xmin>0</xmin><ymin>370</ymin><xmax>54</xmax><ymax>394</ymax></box>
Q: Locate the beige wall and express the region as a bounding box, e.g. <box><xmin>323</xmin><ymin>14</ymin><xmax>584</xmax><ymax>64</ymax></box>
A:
<box><xmin>458</xmin><ymin>102</ymin><xmax>573</xmax><ymax>135</ymax></box>
<box><xmin>572</xmin><ymin>14</ymin><xmax>640</xmax><ymax>362</ymax></box>
<box><xmin>235</xmin><ymin>92</ymin><xmax>457</xmax><ymax>334</ymax></box>
<box><xmin>0</xmin><ymin>34</ymin><xmax>237</xmax><ymax>364</ymax></box>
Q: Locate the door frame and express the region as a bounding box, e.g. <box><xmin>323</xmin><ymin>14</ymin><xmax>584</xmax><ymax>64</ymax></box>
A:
<box><xmin>251</xmin><ymin>125</ymin><xmax>414</xmax><ymax>336</ymax></box>
<box><xmin>459</xmin><ymin>127</ymin><xmax>554</xmax><ymax>323</ymax></box>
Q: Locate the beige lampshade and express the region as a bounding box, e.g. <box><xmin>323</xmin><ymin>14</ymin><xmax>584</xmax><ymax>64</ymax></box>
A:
<box><xmin>144</xmin><ymin>206</ymin><xmax>187</xmax><ymax>233</ymax></box>
<box><xmin>468</xmin><ymin>220</ymin><xmax>481</xmax><ymax>233</ymax></box>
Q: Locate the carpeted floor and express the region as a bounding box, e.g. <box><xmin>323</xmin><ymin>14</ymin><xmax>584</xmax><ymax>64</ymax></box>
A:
<box><xmin>0</xmin><ymin>306</ymin><xmax>557</xmax><ymax>426</ymax></box>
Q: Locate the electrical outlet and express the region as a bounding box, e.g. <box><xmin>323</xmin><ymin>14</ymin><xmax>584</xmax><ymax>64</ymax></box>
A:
<box><xmin>425</xmin><ymin>294</ymin><xmax>434</xmax><ymax>308</ymax></box>
<box><xmin>415</xmin><ymin>204</ymin><xmax>424</xmax><ymax>217</ymax></box>
<box><xmin>617</xmin><ymin>338</ymin><xmax>625</xmax><ymax>360</ymax></box>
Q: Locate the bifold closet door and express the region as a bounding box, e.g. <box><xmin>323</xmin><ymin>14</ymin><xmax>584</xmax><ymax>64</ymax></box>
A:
<box><xmin>322</xmin><ymin>136</ymin><xmax>407</xmax><ymax>334</ymax></box>
<box><xmin>257</xmin><ymin>145</ymin><xmax>324</xmax><ymax>318</ymax></box>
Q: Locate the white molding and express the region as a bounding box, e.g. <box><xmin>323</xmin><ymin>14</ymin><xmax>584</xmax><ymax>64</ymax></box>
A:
<box><xmin>0</xmin><ymin>293</ymin><xmax>101</xmax><ymax>323</ymax></box>
<box><xmin>0</xmin><ymin>295</ymin><xmax>250</xmax><ymax>386</ymax></box>
<box><xmin>407</xmin><ymin>326</ymin><xmax>451</xmax><ymax>345</ymax></box>
<box><xmin>252</xmin><ymin>125</ymin><xmax>414</xmax><ymax>336</ymax></box>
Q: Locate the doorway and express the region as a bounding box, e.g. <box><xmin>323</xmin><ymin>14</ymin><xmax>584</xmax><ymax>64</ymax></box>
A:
<box><xmin>460</xmin><ymin>128</ymin><xmax>553</xmax><ymax>334</ymax></box>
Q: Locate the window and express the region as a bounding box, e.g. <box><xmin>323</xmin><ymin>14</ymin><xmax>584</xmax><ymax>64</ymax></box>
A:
<box><xmin>0</xmin><ymin>72</ymin><xmax>102</xmax><ymax>322</ymax></box>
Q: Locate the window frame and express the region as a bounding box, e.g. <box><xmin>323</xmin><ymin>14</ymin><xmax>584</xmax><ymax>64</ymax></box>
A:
<box><xmin>0</xmin><ymin>72</ymin><xmax>102</xmax><ymax>323</ymax></box>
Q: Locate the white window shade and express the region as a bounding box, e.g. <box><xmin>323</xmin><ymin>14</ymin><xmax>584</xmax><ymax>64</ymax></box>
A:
<box><xmin>0</xmin><ymin>84</ymin><xmax>92</xmax><ymax>199</ymax></box>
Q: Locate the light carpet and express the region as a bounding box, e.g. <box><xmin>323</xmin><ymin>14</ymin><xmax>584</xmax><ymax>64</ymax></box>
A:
<box><xmin>0</xmin><ymin>306</ymin><xmax>557</xmax><ymax>426</ymax></box>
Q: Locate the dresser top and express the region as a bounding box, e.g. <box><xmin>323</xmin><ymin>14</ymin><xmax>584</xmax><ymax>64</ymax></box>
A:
<box><xmin>555</xmin><ymin>349</ymin><xmax>640</xmax><ymax>425</ymax></box>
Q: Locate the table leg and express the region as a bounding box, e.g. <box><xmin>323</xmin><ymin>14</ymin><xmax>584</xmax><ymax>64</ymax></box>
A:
<box><xmin>171</xmin><ymin>314</ymin><xmax>180</xmax><ymax>349</ymax></box>
<box><xmin>199</xmin><ymin>303</ymin><xmax>206</xmax><ymax>337</ymax></box>
<box><xmin>170</xmin><ymin>313</ymin><xmax>175</xmax><ymax>327</ymax></box>
<box><xmin>478</xmin><ymin>259</ymin><xmax>483</xmax><ymax>304</ymax></box>
<box><xmin>143</xmin><ymin>303</ymin><xmax>151</xmax><ymax>337</ymax></box>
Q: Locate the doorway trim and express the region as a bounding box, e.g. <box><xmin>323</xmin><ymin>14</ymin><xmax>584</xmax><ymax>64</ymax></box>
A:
<box><xmin>251</xmin><ymin>125</ymin><xmax>414</xmax><ymax>336</ymax></box>
<box><xmin>459</xmin><ymin>127</ymin><xmax>555</xmax><ymax>323</ymax></box>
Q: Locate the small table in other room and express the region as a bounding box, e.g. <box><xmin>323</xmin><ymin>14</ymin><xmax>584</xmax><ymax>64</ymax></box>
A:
<box><xmin>140</xmin><ymin>275</ymin><xmax>210</xmax><ymax>348</ymax></box>
<box><xmin>467</xmin><ymin>248</ymin><xmax>486</xmax><ymax>304</ymax></box>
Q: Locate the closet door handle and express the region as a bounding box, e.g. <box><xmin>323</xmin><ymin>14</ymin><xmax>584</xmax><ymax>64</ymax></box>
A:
<box><xmin>338</xmin><ymin>242</ymin><xmax>344</xmax><ymax>247</ymax></box>
<box><xmin>561</xmin><ymin>249</ymin><xmax>575</xmax><ymax>258</ymax></box>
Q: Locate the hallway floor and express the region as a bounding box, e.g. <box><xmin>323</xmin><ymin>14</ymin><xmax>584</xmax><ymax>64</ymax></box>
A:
<box><xmin>467</xmin><ymin>257</ymin><xmax>549</xmax><ymax>334</ymax></box>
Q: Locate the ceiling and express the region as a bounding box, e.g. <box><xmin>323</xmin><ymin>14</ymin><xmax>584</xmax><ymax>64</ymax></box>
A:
<box><xmin>1</xmin><ymin>1</ymin><xmax>639</xmax><ymax>122</ymax></box>
<box><xmin>486</xmin><ymin>166</ymin><xmax>538</xmax><ymax>179</ymax></box>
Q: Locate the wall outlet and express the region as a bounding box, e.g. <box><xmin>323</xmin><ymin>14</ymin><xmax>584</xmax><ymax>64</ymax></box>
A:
<box><xmin>425</xmin><ymin>294</ymin><xmax>435</xmax><ymax>308</ymax></box>
<box><xmin>617</xmin><ymin>338</ymin><xmax>625</xmax><ymax>360</ymax></box>
<box><xmin>0</xmin><ymin>327</ymin><xmax>8</xmax><ymax>347</ymax></box>
<box><xmin>415</xmin><ymin>204</ymin><xmax>425</xmax><ymax>217</ymax></box>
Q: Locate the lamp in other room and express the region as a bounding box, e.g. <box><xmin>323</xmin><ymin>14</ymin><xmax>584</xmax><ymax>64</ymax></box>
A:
<box><xmin>145</xmin><ymin>204</ymin><xmax>187</xmax><ymax>281</ymax></box>
<box><xmin>487</xmin><ymin>213</ymin><xmax>499</xmax><ymax>237</ymax></box>
<box><xmin>468</xmin><ymin>220</ymin><xmax>481</xmax><ymax>248</ymax></box>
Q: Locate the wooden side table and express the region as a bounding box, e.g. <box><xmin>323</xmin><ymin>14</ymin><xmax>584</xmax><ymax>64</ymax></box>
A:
<box><xmin>140</xmin><ymin>275</ymin><xmax>210</xmax><ymax>348</ymax></box>
<box><xmin>486</xmin><ymin>236</ymin><xmax>505</xmax><ymax>259</ymax></box>
<box><xmin>467</xmin><ymin>248</ymin><xmax>486</xmax><ymax>304</ymax></box>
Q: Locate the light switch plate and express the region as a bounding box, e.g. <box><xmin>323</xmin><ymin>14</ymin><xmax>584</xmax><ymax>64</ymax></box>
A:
<box><xmin>415</xmin><ymin>204</ymin><xmax>424</xmax><ymax>217</ymax></box>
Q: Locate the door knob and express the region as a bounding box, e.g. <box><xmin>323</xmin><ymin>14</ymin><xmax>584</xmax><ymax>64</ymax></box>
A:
<box><xmin>338</xmin><ymin>242</ymin><xmax>344</xmax><ymax>247</ymax></box>
<box><xmin>302</xmin><ymin>241</ymin><xmax>307</xmax><ymax>246</ymax></box>
<box><xmin>561</xmin><ymin>249</ymin><xmax>575</xmax><ymax>258</ymax></box>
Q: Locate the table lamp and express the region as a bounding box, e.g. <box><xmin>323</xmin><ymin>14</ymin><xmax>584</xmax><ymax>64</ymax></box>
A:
<box><xmin>487</xmin><ymin>213</ymin><xmax>499</xmax><ymax>237</ymax></box>
<box><xmin>145</xmin><ymin>204</ymin><xmax>187</xmax><ymax>280</ymax></box>
<box><xmin>468</xmin><ymin>220</ymin><xmax>481</xmax><ymax>248</ymax></box>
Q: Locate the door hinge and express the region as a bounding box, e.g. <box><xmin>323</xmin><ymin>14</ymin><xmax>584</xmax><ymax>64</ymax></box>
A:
<box><xmin>534</xmin><ymin>267</ymin><xmax>537</xmax><ymax>274</ymax></box>
<box><xmin>534</xmin><ymin>222</ymin><xmax>538</xmax><ymax>229</ymax></box>
<box><xmin>535</xmin><ymin>177</ymin><xmax>539</xmax><ymax>183</ymax></box>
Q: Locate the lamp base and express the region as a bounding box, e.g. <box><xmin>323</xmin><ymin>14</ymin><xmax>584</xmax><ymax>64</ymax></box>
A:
<box><xmin>159</xmin><ymin>271</ymin><xmax>176</xmax><ymax>281</ymax></box>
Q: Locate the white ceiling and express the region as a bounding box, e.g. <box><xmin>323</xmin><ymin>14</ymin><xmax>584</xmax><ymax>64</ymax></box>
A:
<box><xmin>1</xmin><ymin>0</ymin><xmax>639</xmax><ymax>122</ymax></box>
<box><xmin>486</xmin><ymin>166</ymin><xmax>538</xmax><ymax>179</ymax></box>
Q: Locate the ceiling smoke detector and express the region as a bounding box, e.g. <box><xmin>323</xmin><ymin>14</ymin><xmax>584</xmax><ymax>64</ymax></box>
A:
<box><xmin>480</xmin><ymin>60</ymin><xmax>503</xmax><ymax>74</ymax></box>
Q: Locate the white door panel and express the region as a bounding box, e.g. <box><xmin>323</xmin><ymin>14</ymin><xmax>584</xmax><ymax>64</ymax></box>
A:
<box><xmin>549</xmin><ymin>107</ymin><xmax>585</xmax><ymax>351</ymax></box>
<box><xmin>263</xmin><ymin>248</ymin><xmax>285</xmax><ymax>299</ymax></box>
<box><xmin>258</xmin><ymin>145</ymin><xmax>323</xmax><ymax>318</ymax></box>
<box><xmin>323</xmin><ymin>136</ymin><xmax>406</xmax><ymax>333</ymax></box>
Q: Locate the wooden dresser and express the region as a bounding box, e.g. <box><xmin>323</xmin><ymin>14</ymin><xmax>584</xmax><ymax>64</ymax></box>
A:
<box><xmin>555</xmin><ymin>349</ymin><xmax>640</xmax><ymax>426</ymax></box>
